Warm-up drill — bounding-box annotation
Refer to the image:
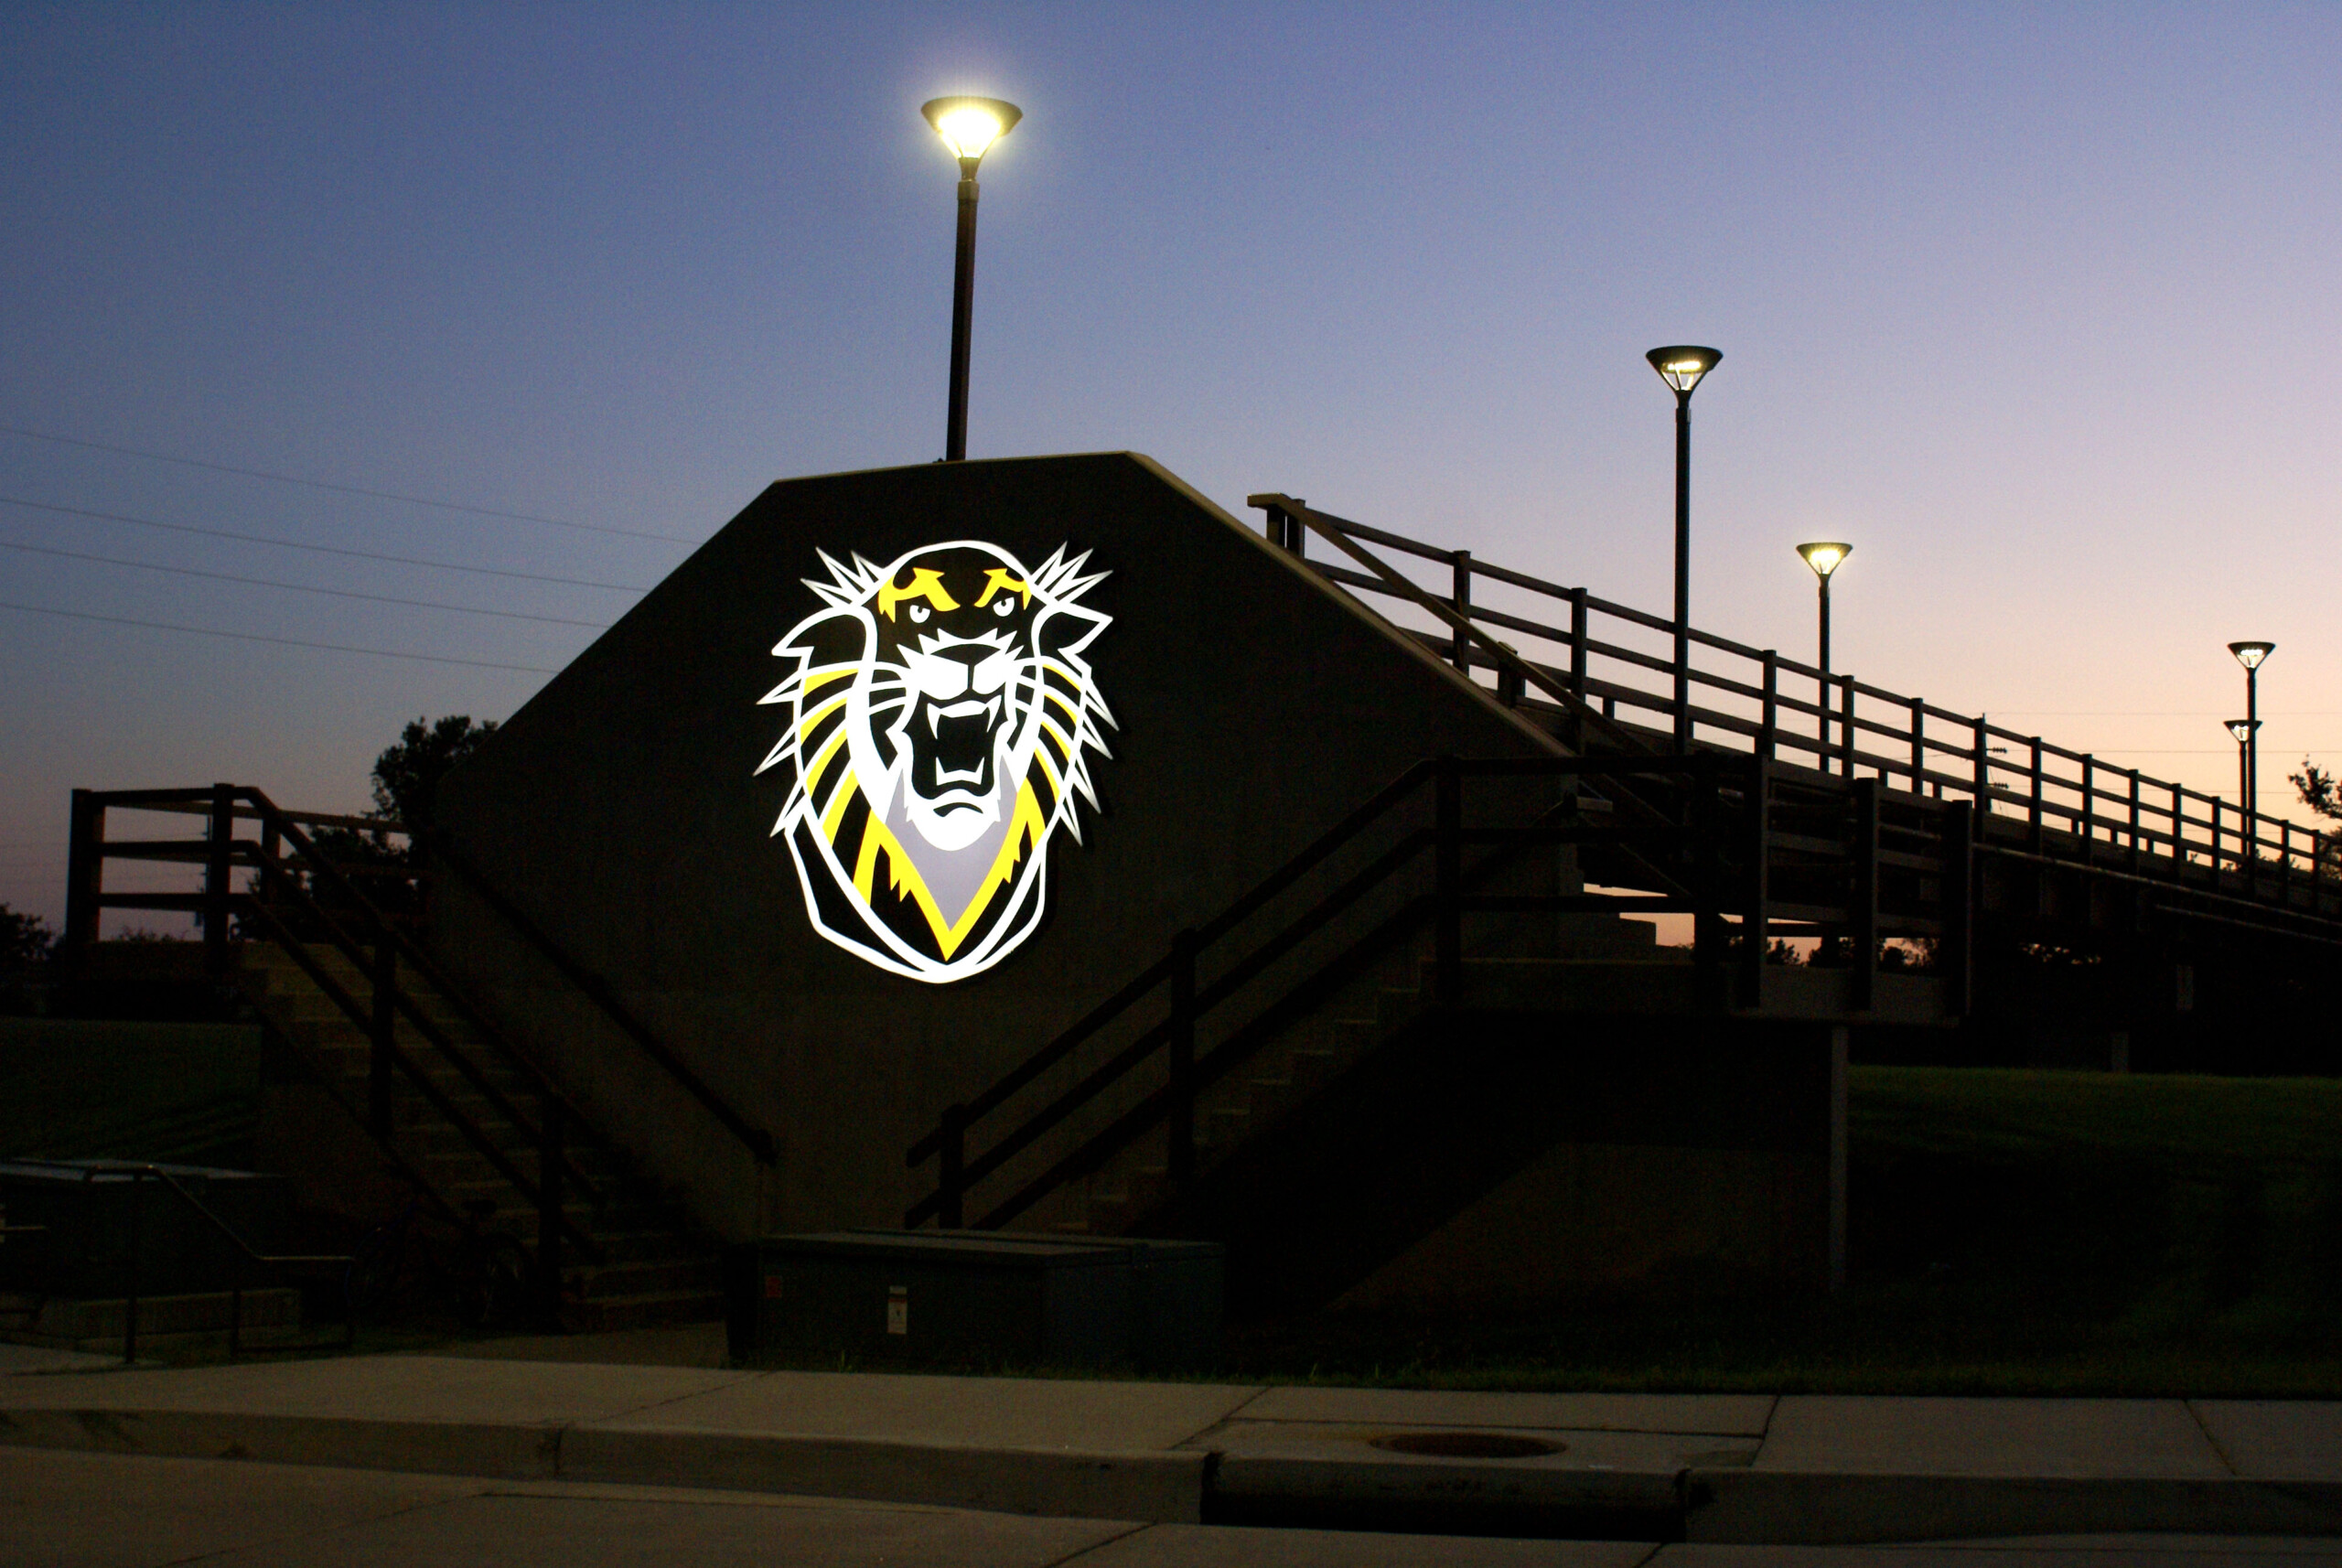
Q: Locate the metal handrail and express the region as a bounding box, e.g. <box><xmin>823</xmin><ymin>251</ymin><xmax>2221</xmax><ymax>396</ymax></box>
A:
<box><xmin>6</xmin><ymin>1159</ymin><xmax>356</xmax><ymax>1363</ymax></box>
<box><xmin>1256</xmin><ymin>498</ymin><xmax>2338</xmax><ymax>912</ymax></box>
<box><xmin>906</xmin><ymin>754</ymin><xmax>1818</xmax><ymax>1233</ymax></box>
<box><xmin>428</xmin><ymin>832</ymin><xmax>777</xmax><ymax>1166</ymax></box>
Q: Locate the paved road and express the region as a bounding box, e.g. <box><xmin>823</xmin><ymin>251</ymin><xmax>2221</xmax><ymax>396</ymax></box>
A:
<box><xmin>7</xmin><ymin>1445</ymin><xmax>2341</xmax><ymax>1568</ymax></box>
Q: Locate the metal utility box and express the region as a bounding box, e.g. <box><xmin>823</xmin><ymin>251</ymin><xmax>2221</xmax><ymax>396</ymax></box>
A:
<box><xmin>0</xmin><ymin>1160</ymin><xmax>291</xmax><ymax>1298</ymax></box>
<box><xmin>728</xmin><ymin>1230</ymin><xmax>1222</xmax><ymax>1373</ymax></box>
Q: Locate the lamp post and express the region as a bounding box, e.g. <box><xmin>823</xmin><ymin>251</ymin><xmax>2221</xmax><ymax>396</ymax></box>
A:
<box><xmin>2227</xmin><ymin>640</ymin><xmax>2273</xmax><ymax>841</ymax></box>
<box><xmin>1798</xmin><ymin>542</ymin><xmax>1852</xmax><ymax>773</ymax></box>
<box><xmin>1646</xmin><ymin>347</ymin><xmax>1721</xmax><ymax>750</ymax></box>
<box><xmin>922</xmin><ymin>96</ymin><xmax>1023</xmax><ymax>463</ymax></box>
<box><xmin>2225</xmin><ymin>719</ymin><xmax>2259</xmax><ymax>820</ymax></box>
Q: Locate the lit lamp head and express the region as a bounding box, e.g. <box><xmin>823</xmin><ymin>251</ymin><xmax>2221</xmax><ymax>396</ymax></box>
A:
<box><xmin>921</xmin><ymin>96</ymin><xmax>1022</xmax><ymax>177</ymax></box>
<box><xmin>2226</xmin><ymin>719</ymin><xmax>2260</xmax><ymax>744</ymax></box>
<box><xmin>1797</xmin><ymin>541</ymin><xmax>1853</xmax><ymax>581</ymax></box>
<box><xmin>1646</xmin><ymin>345</ymin><xmax>1722</xmax><ymax>397</ymax></box>
<box><xmin>2229</xmin><ymin>639</ymin><xmax>2274</xmax><ymax>671</ymax></box>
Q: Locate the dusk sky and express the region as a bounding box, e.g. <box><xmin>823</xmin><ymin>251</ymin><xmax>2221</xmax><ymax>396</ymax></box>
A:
<box><xmin>3</xmin><ymin>3</ymin><xmax>2337</xmax><ymax>928</ymax></box>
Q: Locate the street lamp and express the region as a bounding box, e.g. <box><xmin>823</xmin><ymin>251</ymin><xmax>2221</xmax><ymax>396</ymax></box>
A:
<box><xmin>2227</xmin><ymin>640</ymin><xmax>2273</xmax><ymax>838</ymax></box>
<box><xmin>921</xmin><ymin>95</ymin><xmax>1023</xmax><ymax>463</ymax></box>
<box><xmin>1798</xmin><ymin>542</ymin><xmax>1852</xmax><ymax>772</ymax></box>
<box><xmin>1647</xmin><ymin>346</ymin><xmax>1721</xmax><ymax>750</ymax></box>
<box><xmin>2225</xmin><ymin>719</ymin><xmax>2259</xmax><ymax>819</ymax></box>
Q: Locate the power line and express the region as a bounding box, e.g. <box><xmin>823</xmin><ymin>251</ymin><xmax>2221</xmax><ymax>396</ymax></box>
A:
<box><xmin>0</xmin><ymin>601</ymin><xmax>557</xmax><ymax>673</ymax></box>
<box><xmin>0</xmin><ymin>422</ymin><xmax>694</xmax><ymax>544</ymax></box>
<box><xmin>0</xmin><ymin>538</ymin><xmax>616</xmax><ymax>629</ymax></box>
<box><xmin>0</xmin><ymin>495</ymin><xmax>650</xmax><ymax>592</ymax></box>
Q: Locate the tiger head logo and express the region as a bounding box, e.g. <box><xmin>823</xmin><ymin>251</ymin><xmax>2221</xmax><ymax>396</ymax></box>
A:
<box><xmin>757</xmin><ymin>541</ymin><xmax>1115</xmax><ymax>983</ymax></box>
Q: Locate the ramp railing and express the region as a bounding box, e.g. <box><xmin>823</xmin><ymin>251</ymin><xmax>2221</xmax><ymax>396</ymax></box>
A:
<box><xmin>1251</xmin><ymin>494</ymin><xmax>2341</xmax><ymax>929</ymax></box>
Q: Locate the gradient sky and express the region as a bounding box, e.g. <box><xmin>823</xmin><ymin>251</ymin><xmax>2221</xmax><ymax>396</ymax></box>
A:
<box><xmin>3</xmin><ymin>3</ymin><xmax>2337</xmax><ymax>929</ymax></box>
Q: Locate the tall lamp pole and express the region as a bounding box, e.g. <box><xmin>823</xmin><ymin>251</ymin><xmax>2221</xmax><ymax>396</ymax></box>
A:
<box><xmin>922</xmin><ymin>96</ymin><xmax>1023</xmax><ymax>463</ymax></box>
<box><xmin>1798</xmin><ymin>542</ymin><xmax>1852</xmax><ymax>773</ymax></box>
<box><xmin>1646</xmin><ymin>347</ymin><xmax>1721</xmax><ymax>750</ymax></box>
<box><xmin>2228</xmin><ymin>640</ymin><xmax>2273</xmax><ymax>843</ymax></box>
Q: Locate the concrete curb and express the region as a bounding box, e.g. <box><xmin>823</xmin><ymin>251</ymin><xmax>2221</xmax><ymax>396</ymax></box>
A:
<box><xmin>0</xmin><ymin>1406</ymin><xmax>1204</xmax><ymax>1525</ymax></box>
<box><xmin>564</xmin><ymin>1426</ymin><xmax>1203</xmax><ymax>1521</ymax></box>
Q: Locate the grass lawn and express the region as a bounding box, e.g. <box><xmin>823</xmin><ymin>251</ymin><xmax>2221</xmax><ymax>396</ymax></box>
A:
<box><xmin>1221</xmin><ymin>1066</ymin><xmax>2342</xmax><ymax>1397</ymax></box>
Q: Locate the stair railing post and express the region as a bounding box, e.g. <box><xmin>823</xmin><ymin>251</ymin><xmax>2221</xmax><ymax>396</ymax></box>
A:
<box><xmin>2027</xmin><ymin>739</ymin><xmax>2045</xmax><ymax>854</ymax></box>
<box><xmin>1971</xmin><ymin>717</ymin><xmax>1990</xmax><ymax>813</ymax></box>
<box><xmin>1758</xmin><ymin>651</ymin><xmax>1778</xmax><ymax>761</ymax></box>
<box><xmin>1839</xmin><ymin>677</ymin><xmax>1857</xmax><ymax>778</ymax></box>
<box><xmin>2128</xmin><ymin>768</ymin><xmax>2143</xmax><ymax>872</ymax></box>
<box><xmin>1741</xmin><ymin>757</ymin><xmax>1770</xmax><ymax>1008</ymax></box>
<box><xmin>2171</xmin><ymin>780</ymin><xmax>2186</xmax><ymax>878</ymax></box>
<box><xmin>1909</xmin><ymin>697</ymin><xmax>1926</xmax><ymax>794</ymax></box>
<box><xmin>2080</xmin><ymin>756</ymin><xmax>2096</xmax><ymax>848</ymax></box>
<box><xmin>369</xmin><ymin>940</ymin><xmax>395</xmax><ymax>1141</ymax></box>
<box><xmin>1569</xmin><ymin>589</ymin><xmax>1589</xmax><ymax>699</ymax></box>
<box><xmin>1434</xmin><ymin>756</ymin><xmax>1462</xmax><ymax>1007</ymax></box>
<box><xmin>204</xmin><ymin>782</ymin><xmax>236</xmax><ymax>981</ymax></box>
<box><xmin>63</xmin><ymin>789</ymin><xmax>102</xmax><ymax>977</ymax></box>
<box><xmin>1450</xmin><ymin>550</ymin><xmax>1472</xmax><ymax>673</ymax></box>
<box><xmin>937</xmin><ymin>1103</ymin><xmax>966</xmax><ymax>1229</ymax></box>
<box><xmin>1167</xmin><ymin>930</ymin><xmax>1197</xmax><ymax>1193</ymax></box>
<box><xmin>537</xmin><ymin>1090</ymin><xmax>564</xmax><ymax>1330</ymax></box>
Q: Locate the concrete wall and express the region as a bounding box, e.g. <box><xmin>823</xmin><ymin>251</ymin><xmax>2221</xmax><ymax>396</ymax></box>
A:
<box><xmin>431</xmin><ymin>453</ymin><xmax>1564</xmax><ymax>1242</ymax></box>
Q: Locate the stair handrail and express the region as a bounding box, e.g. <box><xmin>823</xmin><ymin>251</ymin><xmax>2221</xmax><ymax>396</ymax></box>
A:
<box><xmin>16</xmin><ymin>1159</ymin><xmax>358</xmax><ymax>1363</ymax></box>
<box><xmin>428</xmin><ymin>832</ymin><xmax>778</xmax><ymax>1167</ymax></box>
<box><xmin>241</xmin><ymin>794</ymin><xmax>608</xmax><ymax>1191</ymax></box>
<box><xmin>907</xmin><ymin>753</ymin><xmax>1753</xmax><ymax>1231</ymax></box>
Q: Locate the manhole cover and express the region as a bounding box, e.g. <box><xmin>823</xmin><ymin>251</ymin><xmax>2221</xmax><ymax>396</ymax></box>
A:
<box><xmin>1369</xmin><ymin>1432</ymin><xmax>1563</xmax><ymax>1459</ymax></box>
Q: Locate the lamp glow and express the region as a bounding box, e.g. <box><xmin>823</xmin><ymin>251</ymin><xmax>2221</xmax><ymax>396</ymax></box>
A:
<box><xmin>922</xmin><ymin>96</ymin><xmax>1022</xmax><ymax>165</ymax></box>
<box><xmin>1798</xmin><ymin>542</ymin><xmax>1852</xmax><ymax>579</ymax></box>
<box><xmin>2229</xmin><ymin>639</ymin><xmax>2274</xmax><ymax>671</ymax></box>
<box><xmin>1646</xmin><ymin>345</ymin><xmax>1722</xmax><ymax>394</ymax></box>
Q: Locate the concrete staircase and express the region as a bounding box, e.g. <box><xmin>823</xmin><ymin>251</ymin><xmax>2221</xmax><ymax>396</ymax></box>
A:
<box><xmin>235</xmin><ymin>944</ymin><xmax>724</xmax><ymax>1332</ymax></box>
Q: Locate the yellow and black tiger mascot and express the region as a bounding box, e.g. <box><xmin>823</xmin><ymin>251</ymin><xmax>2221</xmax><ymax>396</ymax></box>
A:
<box><xmin>757</xmin><ymin>541</ymin><xmax>1114</xmax><ymax>983</ymax></box>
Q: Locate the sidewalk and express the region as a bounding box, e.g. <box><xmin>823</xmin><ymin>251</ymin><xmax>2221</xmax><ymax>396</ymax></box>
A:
<box><xmin>5</xmin><ymin>1341</ymin><xmax>2340</xmax><ymax>1545</ymax></box>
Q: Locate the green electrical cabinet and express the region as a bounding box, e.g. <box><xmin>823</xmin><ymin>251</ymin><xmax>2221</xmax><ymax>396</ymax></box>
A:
<box><xmin>729</xmin><ymin>1230</ymin><xmax>1222</xmax><ymax>1373</ymax></box>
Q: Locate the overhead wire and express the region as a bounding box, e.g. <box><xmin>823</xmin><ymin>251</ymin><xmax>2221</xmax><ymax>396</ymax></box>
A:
<box><xmin>0</xmin><ymin>422</ymin><xmax>694</xmax><ymax>544</ymax></box>
<box><xmin>0</xmin><ymin>601</ymin><xmax>558</xmax><ymax>673</ymax></box>
<box><xmin>0</xmin><ymin>495</ymin><xmax>652</xmax><ymax>592</ymax></box>
<box><xmin>0</xmin><ymin>538</ymin><xmax>616</xmax><ymax>629</ymax></box>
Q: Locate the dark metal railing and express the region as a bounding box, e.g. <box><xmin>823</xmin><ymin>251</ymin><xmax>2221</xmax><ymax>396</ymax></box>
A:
<box><xmin>7</xmin><ymin>1160</ymin><xmax>355</xmax><ymax>1364</ymax></box>
<box><xmin>1250</xmin><ymin>493</ymin><xmax>2339</xmax><ymax>922</ymax></box>
<box><xmin>905</xmin><ymin>753</ymin><xmax>1954</xmax><ymax>1234</ymax></box>
<box><xmin>58</xmin><ymin>785</ymin><xmax>605</xmax><ymax>1321</ymax></box>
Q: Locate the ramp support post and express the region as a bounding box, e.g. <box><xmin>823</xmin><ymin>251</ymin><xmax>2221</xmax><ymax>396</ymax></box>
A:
<box><xmin>1942</xmin><ymin>800</ymin><xmax>1973</xmax><ymax>1018</ymax></box>
<box><xmin>1852</xmin><ymin>779</ymin><xmax>1878</xmax><ymax>1012</ymax></box>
